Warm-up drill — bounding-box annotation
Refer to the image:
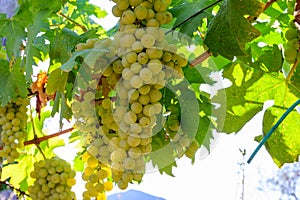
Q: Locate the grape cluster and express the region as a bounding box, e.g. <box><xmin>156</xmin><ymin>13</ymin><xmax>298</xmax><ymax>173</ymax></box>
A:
<box><xmin>0</xmin><ymin>98</ymin><xmax>29</xmax><ymax>163</ymax></box>
<box><xmin>164</xmin><ymin>105</ymin><xmax>193</xmax><ymax>158</ymax></box>
<box><xmin>28</xmin><ymin>157</ymin><xmax>76</xmax><ymax>200</ymax></box>
<box><xmin>72</xmin><ymin>0</ymin><xmax>192</xmax><ymax>193</ymax></box>
<box><xmin>284</xmin><ymin>24</ymin><xmax>300</xmax><ymax>64</ymax></box>
<box><xmin>81</xmin><ymin>151</ymin><xmax>113</xmax><ymax>200</ymax></box>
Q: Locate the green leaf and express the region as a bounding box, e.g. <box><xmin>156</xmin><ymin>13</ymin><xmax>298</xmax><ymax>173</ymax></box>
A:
<box><xmin>254</xmin><ymin>45</ymin><xmax>283</xmax><ymax>72</ymax></box>
<box><xmin>150</xmin><ymin>135</ymin><xmax>176</xmax><ymax>176</ymax></box>
<box><xmin>261</xmin><ymin>106</ymin><xmax>300</xmax><ymax>167</ymax></box>
<box><xmin>73</xmin><ymin>154</ymin><xmax>85</xmax><ymax>172</ymax></box>
<box><xmin>60</xmin><ymin>47</ymin><xmax>108</xmax><ymax>72</ymax></box>
<box><xmin>170</xmin><ymin>0</ymin><xmax>214</xmax><ymax>38</ymax></box>
<box><xmin>0</xmin><ymin>2</ymin><xmax>32</xmax><ymax>57</ymax></box>
<box><xmin>0</xmin><ymin>59</ymin><xmax>28</xmax><ymax>106</ymax></box>
<box><xmin>48</xmin><ymin>137</ymin><xmax>65</xmax><ymax>151</ymax></box>
<box><xmin>203</xmin><ymin>0</ymin><xmax>265</xmax><ymax>60</ymax></box>
<box><xmin>213</xmin><ymin>63</ymin><xmax>299</xmax><ymax>134</ymax></box>
<box><xmin>182</xmin><ymin>65</ymin><xmax>213</xmax><ymax>84</ymax></box>
<box><xmin>69</xmin><ymin>131</ymin><xmax>80</xmax><ymax>143</ymax></box>
<box><xmin>240</xmin><ymin>45</ymin><xmax>283</xmax><ymax>72</ymax></box>
<box><xmin>25</xmin><ymin>10</ymin><xmax>52</xmax><ymax>81</ymax></box>
<box><xmin>46</xmin><ymin>68</ymin><xmax>68</xmax><ymax>95</ymax></box>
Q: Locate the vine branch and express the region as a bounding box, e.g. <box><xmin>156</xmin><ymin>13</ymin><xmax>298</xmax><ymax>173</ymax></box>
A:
<box><xmin>29</xmin><ymin>106</ymin><xmax>46</xmax><ymax>160</ymax></box>
<box><xmin>57</xmin><ymin>11</ymin><xmax>87</xmax><ymax>32</ymax></box>
<box><xmin>0</xmin><ymin>128</ymin><xmax>74</xmax><ymax>151</ymax></box>
<box><xmin>0</xmin><ymin>180</ymin><xmax>30</xmax><ymax>197</ymax></box>
<box><xmin>286</xmin><ymin>59</ymin><xmax>298</xmax><ymax>83</ymax></box>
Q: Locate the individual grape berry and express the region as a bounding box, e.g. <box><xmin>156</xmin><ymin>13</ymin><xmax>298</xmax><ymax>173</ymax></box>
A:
<box><xmin>285</xmin><ymin>28</ymin><xmax>298</xmax><ymax>40</ymax></box>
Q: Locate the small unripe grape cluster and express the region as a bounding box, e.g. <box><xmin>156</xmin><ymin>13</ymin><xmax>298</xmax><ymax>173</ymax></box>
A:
<box><xmin>28</xmin><ymin>157</ymin><xmax>76</xmax><ymax>200</ymax></box>
<box><xmin>81</xmin><ymin>151</ymin><xmax>113</xmax><ymax>200</ymax></box>
<box><xmin>284</xmin><ymin>22</ymin><xmax>300</xmax><ymax>64</ymax></box>
<box><xmin>0</xmin><ymin>98</ymin><xmax>29</xmax><ymax>163</ymax></box>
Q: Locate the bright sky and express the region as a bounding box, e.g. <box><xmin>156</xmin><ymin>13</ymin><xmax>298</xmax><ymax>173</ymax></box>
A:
<box><xmin>49</xmin><ymin>1</ymin><xmax>291</xmax><ymax>199</ymax></box>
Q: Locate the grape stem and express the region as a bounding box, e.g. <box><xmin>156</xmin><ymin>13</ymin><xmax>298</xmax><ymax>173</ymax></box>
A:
<box><xmin>189</xmin><ymin>51</ymin><xmax>211</xmax><ymax>67</ymax></box>
<box><xmin>57</xmin><ymin>11</ymin><xmax>87</xmax><ymax>32</ymax></box>
<box><xmin>0</xmin><ymin>128</ymin><xmax>74</xmax><ymax>150</ymax></box>
<box><xmin>286</xmin><ymin>59</ymin><xmax>298</xmax><ymax>83</ymax></box>
<box><xmin>247</xmin><ymin>99</ymin><xmax>300</xmax><ymax>164</ymax></box>
<box><xmin>0</xmin><ymin>180</ymin><xmax>30</xmax><ymax>197</ymax></box>
<box><xmin>29</xmin><ymin>106</ymin><xmax>46</xmax><ymax>160</ymax></box>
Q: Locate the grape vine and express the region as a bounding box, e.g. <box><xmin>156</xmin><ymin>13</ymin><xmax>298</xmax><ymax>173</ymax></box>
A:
<box><xmin>0</xmin><ymin>0</ymin><xmax>299</xmax><ymax>199</ymax></box>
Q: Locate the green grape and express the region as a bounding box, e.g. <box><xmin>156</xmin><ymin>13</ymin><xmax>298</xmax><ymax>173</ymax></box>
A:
<box><xmin>138</xmin><ymin>94</ymin><xmax>150</xmax><ymax>105</ymax></box>
<box><xmin>141</xmin><ymin>1</ymin><xmax>153</xmax><ymax>9</ymax></box>
<box><xmin>138</xmin><ymin>52</ymin><xmax>149</xmax><ymax>64</ymax></box>
<box><xmin>138</xmin><ymin>84</ymin><xmax>151</xmax><ymax>94</ymax></box>
<box><xmin>127</xmin><ymin>134</ymin><xmax>141</xmax><ymax>147</ymax></box>
<box><xmin>143</xmin><ymin>104</ymin><xmax>156</xmax><ymax>116</ymax></box>
<box><xmin>124</xmin><ymin>111</ymin><xmax>138</xmax><ymax>124</ymax></box>
<box><xmin>287</xmin><ymin>38</ymin><xmax>299</xmax><ymax>49</ymax></box>
<box><xmin>134</xmin><ymin>5</ymin><xmax>148</xmax><ymax>20</ymax></box>
<box><xmin>147</xmin><ymin>59</ymin><xmax>163</xmax><ymax>75</ymax></box>
<box><xmin>165</xmin><ymin>11</ymin><xmax>173</xmax><ymax>24</ymax></box>
<box><xmin>75</xmin><ymin>43</ymin><xmax>87</xmax><ymax>52</ymax></box>
<box><xmin>129</xmin><ymin>0</ymin><xmax>142</xmax><ymax>6</ymax></box>
<box><xmin>135</xmin><ymin>28</ymin><xmax>146</xmax><ymax>39</ymax></box>
<box><xmin>153</xmin><ymin>0</ymin><xmax>168</xmax><ymax>12</ymax></box>
<box><xmin>139</xmin><ymin>116</ymin><xmax>151</xmax><ymax>127</ymax></box>
<box><xmin>122</xmin><ymin>10</ymin><xmax>136</xmax><ymax>24</ymax></box>
<box><xmin>146</xmin><ymin>18</ymin><xmax>160</xmax><ymax>27</ymax></box>
<box><xmin>111</xmin><ymin>148</ymin><xmax>127</xmax><ymax>162</ymax></box>
<box><xmin>130</xmin><ymin>75</ymin><xmax>144</xmax><ymax>88</ymax></box>
<box><xmin>285</xmin><ymin>28</ymin><xmax>298</xmax><ymax>40</ymax></box>
<box><xmin>126</xmin><ymin>51</ymin><xmax>138</xmax><ymax>63</ymax></box>
<box><xmin>155</xmin><ymin>12</ymin><xmax>167</xmax><ymax>24</ymax></box>
<box><xmin>132</xmin><ymin>41</ymin><xmax>144</xmax><ymax>53</ymax></box>
<box><xmin>284</xmin><ymin>47</ymin><xmax>298</xmax><ymax>60</ymax></box>
<box><xmin>117</xmin><ymin>180</ymin><xmax>129</xmax><ymax>189</ymax></box>
<box><xmin>130</xmin><ymin>62</ymin><xmax>142</xmax><ymax>73</ymax></box>
<box><xmin>141</xmin><ymin>34</ymin><xmax>156</xmax><ymax>48</ymax></box>
<box><xmin>145</xmin><ymin>9</ymin><xmax>154</xmax><ymax>20</ymax></box>
<box><xmin>120</xmin><ymin>34</ymin><xmax>136</xmax><ymax>48</ymax></box>
<box><xmin>123</xmin><ymin>157</ymin><xmax>136</xmax><ymax>170</ymax></box>
<box><xmin>139</xmin><ymin>67</ymin><xmax>153</xmax><ymax>82</ymax></box>
<box><xmin>131</xmin><ymin>102</ymin><xmax>143</xmax><ymax>114</ymax></box>
<box><xmin>117</xmin><ymin>0</ymin><xmax>130</xmax><ymax>10</ymax></box>
<box><xmin>146</xmin><ymin>48</ymin><xmax>163</xmax><ymax>59</ymax></box>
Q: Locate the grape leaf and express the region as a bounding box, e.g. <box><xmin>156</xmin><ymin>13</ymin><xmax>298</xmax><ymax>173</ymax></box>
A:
<box><xmin>259</xmin><ymin>105</ymin><xmax>300</xmax><ymax>167</ymax></box>
<box><xmin>290</xmin><ymin>67</ymin><xmax>300</xmax><ymax>97</ymax></box>
<box><xmin>47</xmin><ymin>29</ymin><xmax>98</xmax><ymax>64</ymax></box>
<box><xmin>213</xmin><ymin>63</ymin><xmax>299</xmax><ymax>134</ymax></box>
<box><xmin>203</xmin><ymin>0</ymin><xmax>265</xmax><ymax>60</ymax></box>
<box><xmin>240</xmin><ymin>45</ymin><xmax>283</xmax><ymax>72</ymax></box>
<box><xmin>46</xmin><ymin>68</ymin><xmax>68</xmax><ymax>95</ymax></box>
<box><xmin>73</xmin><ymin>154</ymin><xmax>84</xmax><ymax>172</ymax></box>
<box><xmin>150</xmin><ymin>133</ymin><xmax>177</xmax><ymax>176</ymax></box>
<box><xmin>0</xmin><ymin>59</ymin><xmax>28</xmax><ymax>106</ymax></box>
<box><xmin>170</xmin><ymin>0</ymin><xmax>214</xmax><ymax>38</ymax></box>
